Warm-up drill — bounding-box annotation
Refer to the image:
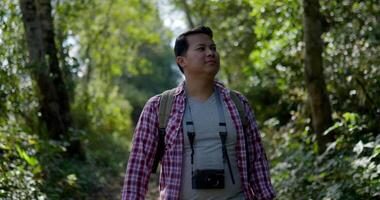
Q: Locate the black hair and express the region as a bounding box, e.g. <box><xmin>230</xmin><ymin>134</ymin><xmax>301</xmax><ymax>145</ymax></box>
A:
<box><xmin>174</xmin><ymin>26</ymin><xmax>213</xmax><ymax>73</ymax></box>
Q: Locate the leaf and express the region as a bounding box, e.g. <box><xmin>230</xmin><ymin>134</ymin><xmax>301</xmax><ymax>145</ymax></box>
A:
<box><xmin>353</xmin><ymin>157</ymin><xmax>371</xmax><ymax>168</ymax></box>
<box><xmin>343</xmin><ymin>112</ymin><xmax>358</xmax><ymax>123</ymax></box>
<box><xmin>353</xmin><ymin>140</ymin><xmax>364</xmax><ymax>155</ymax></box>
<box><xmin>66</xmin><ymin>174</ymin><xmax>78</xmax><ymax>186</ymax></box>
<box><xmin>363</xmin><ymin>142</ymin><xmax>374</xmax><ymax>148</ymax></box>
<box><xmin>0</xmin><ymin>143</ymin><xmax>10</xmax><ymax>150</ymax></box>
<box><xmin>372</xmin><ymin>146</ymin><xmax>380</xmax><ymax>158</ymax></box>
<box><xmin>323</xmin><ymin>122</ymin><xmax>343</xmax><ymax>136</ymax></box>
<box><xmin>15</xmin><ymin>145</ymin><xmax>38</xmax><ymax>166</ymax></box>
<box><xmin>32</xmin><ymin>165</ymin><xmax>42</xmax><ymax>174</ymax></box>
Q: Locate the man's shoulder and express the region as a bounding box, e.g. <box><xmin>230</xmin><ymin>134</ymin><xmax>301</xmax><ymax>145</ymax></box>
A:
<box><xmin>158</xmin><ymin>88</ymin><xmax>179</xmax><ymax>97</ymax></box>
<box><xmin>157</xmin><ymin>84</ymin><xmax>184</xmax><ymax>99</ymax></box>
<box><xmin>148</xmin><ymin>94</ymin><xmax>161</xmax><ymax>103</ymax></box>
<box><xmin>144</xmin><ymin>95</ymin><xmax>161</xmax><ymax>110</ymax></box>
<box><xmin>215</xmin><ymin>81</ymin><xmax>247</xmax><ymax>101</ymax></box>
<box><xmin>145</xmin><ymin>86</ymin><xmax>181</xmax><ymax>108</ymax></box>
<box><xmin>222</xmin><ymin>86</ymin><xmax>248</xmax><ymax>103</ymax></box>
<box><xmin>224</xmin><ymin>87</ymin><xmax>249</xmax><ymax>104</ymax></box>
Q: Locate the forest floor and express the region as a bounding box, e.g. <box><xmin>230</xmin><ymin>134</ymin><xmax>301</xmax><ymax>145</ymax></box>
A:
<box><xmin>89</xmin><ymin>173</ymin><xmax>160</xmax><ymax>200</ymax></box>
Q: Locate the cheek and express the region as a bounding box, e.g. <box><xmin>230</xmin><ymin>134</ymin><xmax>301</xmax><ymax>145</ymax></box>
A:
<box><xmin>193</xmin><ymin>54</ymin><xmax>205</xmax><ymax>61</ymax></box>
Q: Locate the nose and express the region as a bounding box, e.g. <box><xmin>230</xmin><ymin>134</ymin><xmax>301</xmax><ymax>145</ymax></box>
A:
<box><xmin>206</xmin><ymin>47</ymin><xmax>216</xmax><ymax>57</ymax></box>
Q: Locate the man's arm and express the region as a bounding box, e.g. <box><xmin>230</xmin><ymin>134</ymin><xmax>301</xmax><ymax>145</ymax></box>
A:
<box><xmin>121</xmin><ymin>96</ymin><xmax>160</xmax><ymax>200</ymax></box>
<box><xmin>237</xmin><ymin>94</ymin><xmax>276</xmax><ymax>200</ymax></box>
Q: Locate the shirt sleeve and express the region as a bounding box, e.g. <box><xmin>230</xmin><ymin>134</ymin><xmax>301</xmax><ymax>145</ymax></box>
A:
<box><xmin>121</xmin><ymin>95</ymin><xmax>160</xmax><ymax>200</ymax></box>
<box><xmin>237</xmin><ymin>93</ymin><xmax>276</xmax><ymax>200</ymax></box>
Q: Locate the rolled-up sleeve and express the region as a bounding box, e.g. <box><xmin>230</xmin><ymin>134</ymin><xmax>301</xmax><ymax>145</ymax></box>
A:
<box><xmin>121</xmin><ymin>96</ymin><xmax>160</xmax><ymax>200</ymax></box>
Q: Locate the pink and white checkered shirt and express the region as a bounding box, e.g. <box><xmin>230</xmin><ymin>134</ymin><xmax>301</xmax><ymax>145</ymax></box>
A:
<box><xmin>122</xmin><ymin>81</ymin><xmax>276</xmax><ymax>200</ymax></box>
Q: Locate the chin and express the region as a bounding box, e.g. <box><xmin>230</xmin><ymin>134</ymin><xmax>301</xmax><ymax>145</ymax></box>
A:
<box><xmin>206</xmin><ymin>68</ymin><xmax>219</xmax><ymax>77</ymax></box>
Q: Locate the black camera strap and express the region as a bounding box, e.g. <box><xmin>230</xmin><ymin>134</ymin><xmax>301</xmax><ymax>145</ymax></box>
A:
<box><xmin>184</xmin><ymin>87</ymin><xmax>235</xmax><ymax>184</ymax></box>
<box><xmin>216</xmin><ymin>92</ymin><xmax>236</xmax><ymax>185</ymax></box>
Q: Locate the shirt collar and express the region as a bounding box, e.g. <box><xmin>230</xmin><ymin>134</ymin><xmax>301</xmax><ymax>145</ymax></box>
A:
<box><xmin>173</xmin><ymin>80</ymin><xmax>229</xmax><ymax>98</ymax></box>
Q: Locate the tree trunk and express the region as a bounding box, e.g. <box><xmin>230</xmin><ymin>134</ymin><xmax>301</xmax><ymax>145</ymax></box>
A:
<box><xmin>303</xmin><ymin>0</ymin><xmax>334</xmax><ymax>152</ymax></box>
<box><xmin>180</xmin><ymin>0</ymin><xmax>195</xmax><ymax>28</ymax></box>
<box><xmin>20</xmin><ymin>0</ymin><xmax>82</xmax><ymax>156</ymax></box>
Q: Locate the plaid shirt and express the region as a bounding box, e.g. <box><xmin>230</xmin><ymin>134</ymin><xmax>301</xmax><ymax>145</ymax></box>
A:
<box><xmin>122</xmin><ymin>81</ymin><xmax>276</xmax><ymax>200</ymax></box>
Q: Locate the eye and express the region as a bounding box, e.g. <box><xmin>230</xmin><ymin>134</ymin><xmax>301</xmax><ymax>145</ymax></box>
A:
<box><xmin>210</xmin><ymin>46</ymin><xmax>217</xmax><ymax>51</ymax></box>
<box><xmin>197</xmin><ymin>47</ymin><xmax>205</xmax><ymax>51</ymax></box>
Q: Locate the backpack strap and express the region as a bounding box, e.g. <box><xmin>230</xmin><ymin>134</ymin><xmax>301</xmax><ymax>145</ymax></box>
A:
<box><xmin>230</xmin><ymin>90</ymin><xmax>248</xmax><ymax>128</ymax></box>
<box><xmin>152</xmin><ymin>88</ymin><xmax>176</xmax><ymax>173</ymax></box>
<box><xmin>158</xmin><ymin>89</ymin><xmax>177</xmax><ymax>129</ymax></box>
<box><xmin>230</xmin><ymin>90</ymin><xmax>251</xmax><ymax>181</ymax></box>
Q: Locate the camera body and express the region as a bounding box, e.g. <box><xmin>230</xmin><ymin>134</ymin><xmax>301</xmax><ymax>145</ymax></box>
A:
<box><xmin>192</xmin><ymin>169</ymin><xmax>225</xmax><ymax>189</ymax></box>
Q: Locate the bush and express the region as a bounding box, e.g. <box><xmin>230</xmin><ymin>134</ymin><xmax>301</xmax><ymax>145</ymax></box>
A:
<box><xmin>0</xmin><ymin>125</ymin><xmax>46</xmax><ymax>199</ymax></box>
<box><xmin>270</xmin><ymin>112</ymin><xmax>380</xmax><ymax>200</ymax></box>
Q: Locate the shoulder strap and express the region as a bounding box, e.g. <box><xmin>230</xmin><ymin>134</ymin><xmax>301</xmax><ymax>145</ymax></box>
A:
<box><xmin>152</xmin><ymin>88</ymin><xmax>176</xmax><ymax>173</ymax></box>
<box><xmin>158</xmin><ymin>88</ymin><xmax>177</xmax><ymax>129</ymax></box>
<box><xmin>229</xmin><ymin>90</ymin><xmax>251</xmax><ymax>181</ymax></box>
<box><xmin>230</xmin><ymin>90</ymin><xmax>248</xmax><ymax>128</ymax></box>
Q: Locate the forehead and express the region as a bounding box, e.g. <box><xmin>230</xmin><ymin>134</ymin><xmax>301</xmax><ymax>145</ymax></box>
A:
<box><xmin>186</xmin><ymin>33</ymin><xmax>215</xmax><ymax>46</ymax></box>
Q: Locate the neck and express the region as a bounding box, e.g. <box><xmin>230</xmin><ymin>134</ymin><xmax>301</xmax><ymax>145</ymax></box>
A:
<box><xmin>185</xmin><ymin>78</ymin><xmax>214</xmax><ymax>101</ymax></box>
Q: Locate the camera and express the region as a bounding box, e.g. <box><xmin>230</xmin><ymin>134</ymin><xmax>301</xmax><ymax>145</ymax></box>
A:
<box><xmin>192</xmin><ymin>169</ymin><xmax>225</xmax><ymax>189</ymax></box>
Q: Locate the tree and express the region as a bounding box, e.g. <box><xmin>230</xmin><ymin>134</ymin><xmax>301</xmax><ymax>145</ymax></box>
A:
<box><xmin>19</xmin><ymin>0</ymin><xmax>81</xmax><ymax>155</ymax></box>
<box><xmin>180</xmin><ymin>0</ymin><xmax>195</xmax><ymax>28</ymax></box>
<box><xmin>302</xmin><ymin>0</ymin><xmax>334</xmax><ymax>152</ymax></box>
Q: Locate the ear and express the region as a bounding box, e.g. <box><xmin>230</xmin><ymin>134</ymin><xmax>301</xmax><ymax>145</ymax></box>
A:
<box><xmin>176</xmin><ymin>56</ymin><xmax>186</xmax><ymax>69</ymax></box>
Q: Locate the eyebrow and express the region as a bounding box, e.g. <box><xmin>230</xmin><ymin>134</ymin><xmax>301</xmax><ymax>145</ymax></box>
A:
<box><xmin>194</xmin><ymin>43</ymin><xmax>216</xmax><ymax>47</ymax></box>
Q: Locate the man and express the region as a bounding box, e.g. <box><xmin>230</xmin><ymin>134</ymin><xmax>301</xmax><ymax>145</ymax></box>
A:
<box><xmin>122</xmin><ymin>26</ymin><xmax>276</xmax><ymax>200</ymax></box>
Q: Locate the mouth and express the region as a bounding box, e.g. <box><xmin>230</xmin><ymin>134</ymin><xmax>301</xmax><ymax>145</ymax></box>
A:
<box><xmin>206</xmin><ymin>60</ymin><xmax>217</xmax><ymax>64</ymax></box>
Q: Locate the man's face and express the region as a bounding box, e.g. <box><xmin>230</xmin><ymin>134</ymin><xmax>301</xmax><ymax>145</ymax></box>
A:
<box><xmin>177</xmin><ymin>33</ymin><xmax>220</xmax><ymax>78</ymax></box>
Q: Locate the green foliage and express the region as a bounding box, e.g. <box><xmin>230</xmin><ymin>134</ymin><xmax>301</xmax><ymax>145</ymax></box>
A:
<box><xmin>1</xmin><ymin>0</ymin><xmax>379</xmax><ymax>198</ymax></box>
<box><xmin>0</xmin><ymin>0</ymin><xmax>32</xmax><ymax>125</ymax></box>
<box><xmin>34</xmin><ymin>78</ymin><xmax>133</xmax><ymax>199</ymax></box>
<box><xmin>40</xmin><ymin>135</ymin><xmax>129</xmax><ymax>199</ymax></box>
<box><xmin>321</xmin><ymin>0</ymin><xmax>380</xmax><ymax>119</ymax></box>
<box><xmin>172</xmin><ymin>0</ymin><xmax>380</xmax><ymax>199</ymax></box>
<box><xmin>2</xmin><ymin>0</ymin><xmax>177</xmax><ymax>198</ymax></box>
<box><xmin>56</xmin><ymin>0</ymin><xmax>179</xmax><ymax>122</ymax></box>
<box><xmin>270</xmin><ymin>112</ymin><xmax>380</xmax><ymax>199</ymax></box>
<box><xmin>0</xmin><ymin>125</ymin><xmax>46</xmax><ymax>199</ymax></box>
<box><xmin>72</xmin><ymin>78</ymin><xmax>133</xmax><ymax>142</ymax></box>
<box><xmin>0</xmin><ymin>2</ymin><xmax>47</xmax><ymax>198</ymax></box>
